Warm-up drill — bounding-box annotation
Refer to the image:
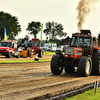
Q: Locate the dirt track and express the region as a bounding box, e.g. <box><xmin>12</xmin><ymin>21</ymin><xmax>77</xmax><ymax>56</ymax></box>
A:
<box><xmin>0</xmin><ymin>56</ymin><xmax>100</xmax><ymax>100</ymax></box>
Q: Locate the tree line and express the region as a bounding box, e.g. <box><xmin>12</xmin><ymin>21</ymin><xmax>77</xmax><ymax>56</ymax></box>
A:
<box><xmin>0</xmin><ymin>11</ymin><xmax>67</xmax><ymax>41</ymax></box>
<box><xmin>1</xmin><ymin>11</ymin><xmax>100</xmax><ymax>45</ymax></box>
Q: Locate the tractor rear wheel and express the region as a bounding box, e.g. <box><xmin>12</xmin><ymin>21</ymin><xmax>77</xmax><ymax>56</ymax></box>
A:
<box><xmin>78</xmin><ymin>56</ymin><xmax>92</xmax><ymax>77</ymax></box>
<box><xmin>37</xmin><ymin>49</ymin><xmax>42</xmax><ymax>58</ymax></box>
<box><xmin>50</xmin><ymin>54</ymin><xmax>64</xmax><ymax>75</ymax></box>
<box><xmin>91</xmin><ymin>50</ymin><xmax>100</xmax><ymax>75</ymax></box>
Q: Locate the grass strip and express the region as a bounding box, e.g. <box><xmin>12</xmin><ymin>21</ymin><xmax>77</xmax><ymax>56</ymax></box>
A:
<box><xmin>64</xmin><ymin>87</ymin><xmax>100</xmax><ymax>100</ymax></box>
<box><xmin>43</xmin><ymin>51</ymin><xmax>56</xmax><ymax>55</ymax></box>
<box><xmin>0</xmin><ymin>59</ymin><xmax>51</xmax><ymax>63</ymax></box>
<box><xmin>43</xmin><ymin>51</ymin><xmax>64</xmax><ymax>55</ymax></box>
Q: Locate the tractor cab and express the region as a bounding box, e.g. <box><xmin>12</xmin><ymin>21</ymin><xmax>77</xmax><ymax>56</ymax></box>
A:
<box><xmin>70</xmin><ymin>30</ymin><xmax>91</xmax><ymax>47</ymax></box>
<box><xmin>67</xmin><ymin>30</ymin><xmax>98</xmax><ymax>57</ymax></box>
<box><xmin>71</xmin><ymin>36</ymin><xmax>91</xmax><ymax>47</ymax></box>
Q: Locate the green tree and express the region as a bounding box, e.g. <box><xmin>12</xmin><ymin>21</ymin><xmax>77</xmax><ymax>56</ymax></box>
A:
<box><xmin>26</xmin><ymin>21</ymin><xmax>41</xmax><ymax>38</ymax></box>
<box><xmin>24</xmin><ymin>35</ymin><xmax>29</xmax><ymax>40</ymax></box>
<box><xmin>43</xmin><ymin>22</ymin><xmax>51</xmax><ymax>39</ymax></box>
<box><xmin>43</xmin><ymin>21</ymin><xmax>67</xmax><ymax>40</ymax></box>
<box><xmin>0</xmin><ymin>11</ymin><xmax>21</xmax><ymax>40</ymax></box>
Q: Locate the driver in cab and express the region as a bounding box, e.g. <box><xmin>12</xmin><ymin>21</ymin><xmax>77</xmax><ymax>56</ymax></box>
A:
<box><xmin>79</xmin><ymin>39</ymin><xmax>87</xmax><ymax>46</ymax></box>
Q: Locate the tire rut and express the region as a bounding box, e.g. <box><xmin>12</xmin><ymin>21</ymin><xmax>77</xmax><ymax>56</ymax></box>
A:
<box><xmin>0</xmin><ymin>62</ymin><xmax>100</xmax><ymax>100</ymax></box>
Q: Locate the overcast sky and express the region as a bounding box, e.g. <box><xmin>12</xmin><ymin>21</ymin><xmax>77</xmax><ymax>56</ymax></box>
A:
<box><xmin>0</xmin><ymin>0</ymin><xmax>100</xmax><ymax>40</ymax></box>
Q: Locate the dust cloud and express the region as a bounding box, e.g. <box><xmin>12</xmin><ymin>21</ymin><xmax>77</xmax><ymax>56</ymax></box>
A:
<box><xmin>76</xmin><ymin>0</ymin><xmax>98</xmax><ymax>32</ymax></box>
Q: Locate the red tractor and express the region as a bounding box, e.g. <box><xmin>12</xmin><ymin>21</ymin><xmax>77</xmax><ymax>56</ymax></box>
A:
<box><xmin>50</xmin><ymin>30</ymin><xmax>100</xmax><ymax>77</ymax></box>
<box><xmin>30</xmin><ymin>38</ymin><xmax>43</xmax><ymax>57</ymax></box>
<box><xmin>20</xmin><ymin>38</ymin><xmax>43</xmax><ymax>58</ymax></box>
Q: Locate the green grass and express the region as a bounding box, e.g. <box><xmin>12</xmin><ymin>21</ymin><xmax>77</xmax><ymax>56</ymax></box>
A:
<box><xmin>0</xmin><ymin>51</ymin><xmax>63</xmax><ymax>63</ymax></box>
<box><xmin>43</xmin><ymin>51</ymin><xmax>56</xmax><ymax>55</ymax></box>
<box><xmin>0</xmin><ymin>59</ymin><xmax>51</xmax><ymax>63</ymax></box>
<box><xmin>63</xmin><ymin>88</ymin><xmax>100</xmax><ymax>100</ymax></box>
<box><xmin>0</xmin><ymin>51</ymin><xmax>64</xmax><ymax>63</ymax></box>
<box><xmin>43</xmin><ymin>51</ymin><xmax>64</xmax><ymax>55</ymax></box>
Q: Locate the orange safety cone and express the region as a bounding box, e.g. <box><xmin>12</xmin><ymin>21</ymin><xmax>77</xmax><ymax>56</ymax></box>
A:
<box><xmin>45</xmin><ymin>50</ymin><xmax>47</xmax><ymax>54</ymax></box>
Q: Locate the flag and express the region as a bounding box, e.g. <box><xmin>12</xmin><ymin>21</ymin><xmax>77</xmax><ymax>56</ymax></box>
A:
<box><xmin>4</xmin><ymin>27</ymin><xmax>7</xmax><ymax>40</ymax></box>
<box><xmin>40</xmin><ymin>23</ymin><xmax>43</xmax><ymax>41</ymax></box>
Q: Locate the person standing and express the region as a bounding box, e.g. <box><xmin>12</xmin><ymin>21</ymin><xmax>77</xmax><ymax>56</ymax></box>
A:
<box><xmin>24</xmin><ymin>45</ymin><xmax>28</xmax><ymax>50</ymax></box>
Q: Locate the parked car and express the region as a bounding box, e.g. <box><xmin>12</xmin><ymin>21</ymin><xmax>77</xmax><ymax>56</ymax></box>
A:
<box><xmin>48</xmin><ymin>44</ymin><xmax>57</xmax><ymax>52</ymax></box>
<box><xmin>40</xmin><ymin>43</ymin><xmax>57</xmax><ymax>51</ymax></box>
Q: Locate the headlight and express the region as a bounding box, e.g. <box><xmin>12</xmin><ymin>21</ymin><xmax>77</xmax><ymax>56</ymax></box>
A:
<box><xmin>65</xmin><ymin>54</ymin><xmax>68</xmax><ymax>57</ymax></box>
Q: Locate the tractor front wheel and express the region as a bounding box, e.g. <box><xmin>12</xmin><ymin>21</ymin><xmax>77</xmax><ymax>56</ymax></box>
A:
<box><xmin>78</xmin><ymin>56</ymin><xmax>92</xmax><ymax>77</ymax></box>
<box><xmin>50</xmin><ymin>54</ymin><xmax>64</xmax><ymax>75</ymax></box>
<box><xmin>37</xmin><ymin>49</ymin><xmax>42</xmax><ymax>58</ymax></box>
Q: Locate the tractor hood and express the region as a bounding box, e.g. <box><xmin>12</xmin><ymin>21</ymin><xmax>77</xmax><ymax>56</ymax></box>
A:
<box><xmin>0</xmin><ymin>47</ymin><xmax>10</xmax><ymax>51</ymax></box>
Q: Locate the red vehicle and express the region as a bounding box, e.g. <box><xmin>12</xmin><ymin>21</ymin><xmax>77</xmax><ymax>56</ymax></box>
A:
<box><xmin>51</xmin><ymin>30</ymin><xmax>100</xmax><ymax>77</ymax></box>
<box><xmin>0</xmin><ymin>40</ymin><xmax>20</xmax><ymax>58</ymax></box>
<box><xmin>30</xmin><ymin>38</ymin><xmax>43</xmax><ymax>57</ymax></box>
<box><xmin>22</xmin><ymin>38</ymin><xmax>43</xmax><ymax>57</ymax></box>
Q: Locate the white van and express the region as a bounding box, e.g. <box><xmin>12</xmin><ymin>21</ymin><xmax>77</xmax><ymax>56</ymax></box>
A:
<box><xmin>48</xmin><ymin>43</ymin><xmax>57</xmax><ymax>51</ymax></box>
<box><xmin>41</xmin><ymin>43</ymin><xmax>57</xmax><ymax>51</ymax></box>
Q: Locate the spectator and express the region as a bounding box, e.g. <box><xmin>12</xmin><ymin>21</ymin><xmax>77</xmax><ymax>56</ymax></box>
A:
<box><xmin>24</xmin><ymin>45</ymin><xmax>28</xmax><ymax>50</ymax></box>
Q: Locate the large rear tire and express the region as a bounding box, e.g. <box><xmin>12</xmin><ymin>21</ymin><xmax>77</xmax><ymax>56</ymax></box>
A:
<box><xmin>91</xmin><ymin>50</ymin><xmax>100</xmax><ymax>75</ymax></box>
<box><xmin>50</xmin><ymin>54</ymin><xmax>64</xmax><ymax>75</ymax></box>
<box><xmin>37</xmin><ymin>49</ymin><xmax>42</xmax><ymax>58</ymax></box>
<box><xmin>78</xmin><ymin>56</ymin><xmax>92</xmax><ymax>77</ymax></box>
